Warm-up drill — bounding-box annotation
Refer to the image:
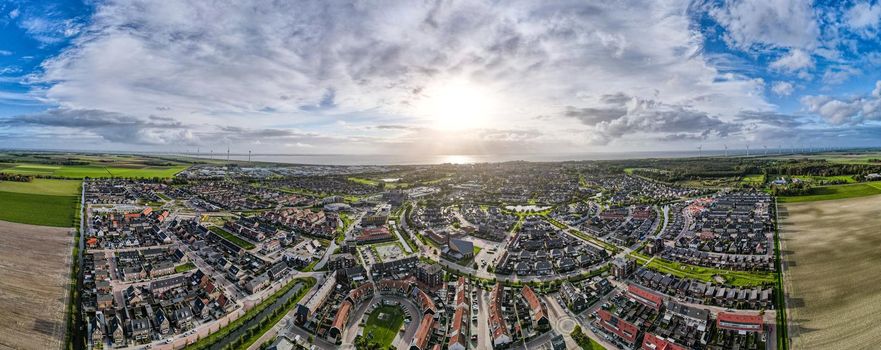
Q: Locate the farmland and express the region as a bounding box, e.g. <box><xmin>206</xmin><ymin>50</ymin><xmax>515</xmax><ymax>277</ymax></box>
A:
<box><xmin>0</xmin><ymin>163</ymin><xmax>187</xmax><ymax>179</ymax></box>
<box><xmin>778</xmin><ymin>183</ymin><xmax>881</xmax><ymax>203</ymax></box>
<box><xmin>780</xmin><ymin>195</ymin><xmax>881</xmax><ymax>349</ymax></box>
<box><xmin>0</xmin><ymin>220</ymin><xmax>72</xmax><ymax>350</ymax></box>
<box><xmin>0</xmin><ymin>179</ymin><xmax>81</xmax><ymax>196</ymax></box>
<box><xmin>0</xmin><ymin>191</ymin><xmax>78</xmax><ymax>227</ymax></box>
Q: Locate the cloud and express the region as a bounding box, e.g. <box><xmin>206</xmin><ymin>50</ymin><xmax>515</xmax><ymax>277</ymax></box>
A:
<box><xmin>20</xmin><ymin>0</ymin><xmax>772</xmax><ymax>153</ymax></box>
<box><xmin>801</xmin><ymin>82</ymin><xmax>881</xmax><ymax>125</ymax></box>
<box><xmin>708</xmin><ymin>0</ymin><xmax>819</xmax><ymax>51</ymax></box>
<box><xmin>821</xmin><ymin>65</ymin><xmax>861</xmax><ymax>85</ymax></box>
<box><xmin>1</xmin><ymin>108</ymin><xmax>195</xmax><ymax>145</ymax></box>
<box><xmin>769</xmin><ymin>49</ymin><xmax>814</xmax><ymax>73</ymax></box>
<box><xmin>844</xmin><ymin>1</ymin><xmax>881</xmax><ymax>38</ymax></box>
<box><xmin>563</xmin><ymin>93</ymin><xmax>742</xmax><ymax>144</ymax></box>
<box><xmin>771</xmin><ymin>81</ymin><xmax>794</xmax><ymax>96</ymax></box>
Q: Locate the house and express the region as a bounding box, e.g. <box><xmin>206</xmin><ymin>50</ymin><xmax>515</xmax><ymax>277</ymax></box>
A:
<box><xmin>443</xmin><ymin>238</ymin><xmax>474</xmax><ymax>261</ymax></box>
<box><xmin>521</xmin><ymin>286</ymin><xmax>549</xmax><ymax>329</ymax></box>
<box><xmin>716</xmin><ymin>312</ymin><xmax>764</xmax><ymax>333</ymax></box>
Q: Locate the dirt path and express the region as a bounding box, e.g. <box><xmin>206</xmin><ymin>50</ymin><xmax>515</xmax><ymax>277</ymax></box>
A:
<box><xmin>780</xmin><ymin>195</ymin><xmax>881</xmax><ymax>349</ymax></box>
<box><xmin>0</xmin><ymin>220</ymin><xmax>72</xmax><ymax>350</ymax></box>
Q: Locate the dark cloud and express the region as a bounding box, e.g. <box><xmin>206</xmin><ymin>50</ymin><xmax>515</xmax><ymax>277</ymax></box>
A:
<box><xmin>1</xmin><ymin>108</ymin><xmax>193</xmax><ymax>145</ymax></box>
<box><xmin>564</xmin><ymin>106</ymin><xmax>627</xmax><ymax>125</ymax></box>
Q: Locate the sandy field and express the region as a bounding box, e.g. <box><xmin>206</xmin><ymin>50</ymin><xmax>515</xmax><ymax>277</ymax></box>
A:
<box><xmin>780</xmin><ymin>195</ymin><xmax>881</xmax><ymax>349</ymax></box>
<box><xmin>0</xmin><ymin>220</ymin><xmax>72</xmax><ymax>350</ymax></box>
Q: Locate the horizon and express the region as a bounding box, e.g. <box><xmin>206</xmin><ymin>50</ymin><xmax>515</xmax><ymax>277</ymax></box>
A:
<box><xmin>3</xmin><ymin>1</ymin><xmax>881</xmax><ymax>154</ymax></box>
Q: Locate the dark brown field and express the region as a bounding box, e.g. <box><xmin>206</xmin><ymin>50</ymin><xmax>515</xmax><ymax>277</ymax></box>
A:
<box><xmin>0</xmin><ymin>220</ymin><xmax>72</xmax><ymax>350</ymax></box>
<box><xmin>781</xmin><ymin>195</ymin><xmax>881</xmax><ymax>349</ymax></box>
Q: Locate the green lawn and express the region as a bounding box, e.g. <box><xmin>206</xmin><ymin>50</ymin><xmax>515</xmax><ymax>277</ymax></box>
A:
<box><xmin>363</xmin><ymin>305</ymin><xmax>405</xmax><ymax>348</ymax></box>
<box><xmin>0</xmin><ymin>179</ymin><xmax>81</xmax><ymax>196</ymax></box>
<box><xmin>0</xmin><ymin>191</ymin><xmax>78</xmax><ymax>227</ymax></box>
<box><xmin>630</xmin><ymin>252</ymin><xmax>774</xmax><ymax>287</ymax></box>
<box><xmin>348</xmin><ymin>177</ymin><xmax>378</xmax><ymax>186</ymax></box>
<box><xmin>208</xmin><ymin>226</ymin><xmax>256</xmax><ymax>250</ymax></box>
<box><xmin>778</xmin><ymin>183</ymin><xmax>881</xmax><ymax>203</ymax></box>
<box><xmin>0</xmin><ymin>163</ymin><xmax>187</xmax><ymax>179</ymax></box>
<box><xmin>740</xmin><ymin>174</ymin><xmax>765</xmax><ymax>186</ymax></box>
<box><xmin>175</xmin><ymin>262</ymin><xmax>196</xmax><ymax>273</ymax></box>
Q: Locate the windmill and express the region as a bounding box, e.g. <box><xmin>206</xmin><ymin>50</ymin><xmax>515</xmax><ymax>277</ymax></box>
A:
<box><xmin>248</xmin><ymin>150</ymin><xmax>252</xmax><ymax>163</ymax></box>
<box><xmin>763</xmin><ymin>145</ymin><xmax>768</xmax><ymax>156</ymax></box>
<box><xmin>697</xmin><ymin>145</ymin><xmax>703</xmax><ymax>157</ymax></box>
<box><xmin>227</xmin><ymin>146</ymin><xmax>230</xmax><ymax>162</ymax></box>
<box><xmin>724</xmin><ymin>144</ymin><xmax>728</xmax><ymax>157</ymax></box>
<box><xmin>746</xmin><ymin>144</ymin><xmax>750</xmax><ymax>157</ymax></box>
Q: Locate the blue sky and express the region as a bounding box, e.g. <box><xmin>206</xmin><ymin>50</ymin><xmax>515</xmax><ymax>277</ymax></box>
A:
<box><xmin>2</xmin><ymin>0</ymin><xmax>881</xmax><ymax>154</ymax></box>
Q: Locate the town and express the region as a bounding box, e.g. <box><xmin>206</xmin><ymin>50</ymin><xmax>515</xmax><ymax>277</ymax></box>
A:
<box><xmin>71</xmin><ymin>161</ymin><xmax>785</xmax><ymax>350</ymax></box>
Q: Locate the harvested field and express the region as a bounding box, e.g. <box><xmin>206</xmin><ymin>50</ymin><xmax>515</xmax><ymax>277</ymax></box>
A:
<box><xmin>0</xmin><ymin>220</ymin><xmax>72</xmax><ymax>350</ymax></box>
<box><xmin>780</xmin><ymin>195</ymin><xmax>881</xmax><ymax>349</ymax></box>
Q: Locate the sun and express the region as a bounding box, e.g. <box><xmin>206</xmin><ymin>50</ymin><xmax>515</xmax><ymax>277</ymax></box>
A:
<box><xmin>416</xmin><ymin>78</ymin><xmax>497</xmax><ymax>130</ymax></box>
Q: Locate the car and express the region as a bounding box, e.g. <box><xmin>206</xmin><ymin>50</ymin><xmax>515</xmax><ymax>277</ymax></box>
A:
<box><xmin>164</xmin><ymin>339</ymin><xmax>173</xmax><ymax>344</ymax></box>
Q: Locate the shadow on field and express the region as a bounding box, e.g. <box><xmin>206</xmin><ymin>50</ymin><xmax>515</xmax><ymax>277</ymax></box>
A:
<box><xmin>32</xmin><ymin>318</ymin><xmax>60</xmax><ymax>336</ymax></box>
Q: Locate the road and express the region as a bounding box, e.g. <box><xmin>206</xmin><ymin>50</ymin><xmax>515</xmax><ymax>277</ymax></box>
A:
<box><xmin>207</xmin><ymin>280</ymin><xmax>308</xmax><ymax>350</ymax></box>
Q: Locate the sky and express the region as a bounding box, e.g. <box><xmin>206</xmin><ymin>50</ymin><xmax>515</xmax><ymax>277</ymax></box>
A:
<box><xmin>2</xmin><ymin>0</ymin><xmax>881</xmax><ymax>156</ymax></box>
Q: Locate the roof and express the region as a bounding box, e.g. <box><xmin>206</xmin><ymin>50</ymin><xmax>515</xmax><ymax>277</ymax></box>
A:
<box><xmin>521</xmin><ymin>286</ymin><xmax>547</xmax><ymax>323</ymax></box>
<box><xmin>717</xmin><ymin>312</ymin><xmax>764</xmax><ymax>331</ymax></box>
<box><xmin>642</xmin><ymin>333</ymin><xmax>688</xmax><ymax>350</ymax></box>
<box><xmin>411</xmin><ymin>313</ymin><xmax>435</xmax><ymax>350</ymax></box>
<box><xmin>331</xmin><ymin>300</ymin><xmax>353</xmax><ymax>332</ymax></box>
<box><xmin>628</xmin><ymin>284</ymin><xmax>664</xmax><ymax>309</ymax></box>
<box><xmin>598</xmin><ymin>309</ymin><xmax>639</xmax><ymax>344</ymax></box>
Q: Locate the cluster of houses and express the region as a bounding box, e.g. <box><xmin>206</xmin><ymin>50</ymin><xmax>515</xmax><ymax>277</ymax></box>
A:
<box><xmin>260</xmin><ymin>207</ymin><xmax>338</xmax><ymax>239</ymax></box>
<box><xmin>460</xmin><ymin>204</ymin><xmax>516</xmax><ymax>242</ymax></box>
<box><xmin>84</xmin><ymin>179</ymin><xmax>168</xmax><ymax>204</ymax></box>
<box><xmin>496</xmin><ymin>217</ymin><xmax>607</xmax><ymax>276</ymax></box>
<box><xmin>486</xmin><ymin>283</ymin><xmax>551</xmax><ymax>348</ymax></box>
<box><xmin>559</xmin><ymin>277</ymin><xmax>613</xmax><ymax>313</ymax></box>
<box><xmin>585</xmin><ymin>175</ymin><xmax>702</xmax><ymax>205</ymax></box>
<box><xmin>631</xmin><ymin>268</ymin><xmax>775</xmax><ymax>310</ymax></box>
<box><xmin>671</xmin><ymin>192</ymin><xmax>773</xmax><ymax>257</ymax></box>
<box><xmin>593</xmin><ymin>283</ymin><xmax>767</xmax><ymax>350</ymax></box>
<box><xmin>86</xmin><ymin>207</ymin><xmax>170</xmax><ymax>249</ymax></box>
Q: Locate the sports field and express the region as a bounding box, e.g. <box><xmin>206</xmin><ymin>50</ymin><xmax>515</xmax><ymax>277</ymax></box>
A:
<box><xmin>0</xmin><ymin>220</ymin><xmax>72</xmax><ymax>350</ymax></box>
<box><xmin>362</xmin><ymin>305</ymin><xmax>405</xmax><ymax>348</ymax></box>
<box><xmin>778</xmin><ymin>183</ymin><xmax>881</xmax><ymax>203</ymax></box>
<box><xmin>781</xmin><ymin>195</ymin><xmax>881</xmax><ymax>349</ymax></box>
<box><xmin>209</xmin><ymin>226</ymin><xmax>256</xmax><ymax>250</ymax></box>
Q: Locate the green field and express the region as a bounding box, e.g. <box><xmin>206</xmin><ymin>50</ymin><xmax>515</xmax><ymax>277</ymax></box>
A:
<box><xmin>630</xmin><ymin>252</ymin><xmax>774</xmax><ymax>287</ymax></box>
<box><xmin>362</xmin><ymin>305</ymin><xmax>405</xmax><ymax>348</ymax></box>
<box><xmin>208</xmin><ymin>226</ymin><xmax>256</xmax><ymax>250</ymax></box>
<box><xmin>0</xmin><ymin>163</ymin><xmax>187</xmax><ymax>179</ymax></box>
<box><xmin>778</xmin><ymin>183</ymin><xmax>881</xmax><ymax>203</ymax></box>
<box><xmin>0</xmin><ymin>179</ymin><xmax>81</xmax><ymax>196</ymax></box>
<box><xmin>740</xmin><ymin>174</ymin><xmax>765</xmax><ymax>186</ymax></box>
<box><xmin>0</xmin><ymin>191</ymin><xmax>78</xmax><ymax>227</ymax></box>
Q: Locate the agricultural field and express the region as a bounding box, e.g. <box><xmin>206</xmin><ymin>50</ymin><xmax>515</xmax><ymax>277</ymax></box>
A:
<box><xmin>0</xmin><ymin>152</ymin><xmax>191</xmax><ymax>179</ymax></box>
<box><xmin>781</xmin><ymin>195</ymin><xmax>881</xmax><ymax>349</ymax></box>
<box><xmin>778</xmin><ymin>183</ymin><xmax>881</xmax><ymax>203</ymax></box>
<box><xmin>739</xmin><ymin>174</ymin><xmax>765</xmax><ymax>186</ymax></box>
<box><xmin>0</xmin><ymin>220</ymin><xmax>72</xmax><ymax>350</ymax></box>
<box><xmin>0</xmin><ymin>179</ymin><xmax>81</xmax><ymax>196</ymax></box>
<box><xmin>362</xmin><ymin>305</ymin><xmax>405</xmax><ymax>348</ymax></box>
<box><xmin>0</xmin><ymin>191</ymin><xmax>78</xmax><ymax>227</ymax></box>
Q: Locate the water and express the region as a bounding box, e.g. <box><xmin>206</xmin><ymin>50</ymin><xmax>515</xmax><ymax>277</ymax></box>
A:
<box><xmin>184</xmin><ymin>150</ymin><xmax>722</xmax><ymax>166</ymax></box>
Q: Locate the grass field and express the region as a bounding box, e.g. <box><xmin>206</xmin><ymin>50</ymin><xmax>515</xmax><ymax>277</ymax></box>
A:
<box><xmin>630</xmin><ymin>252</ymin><xmax>775</xmax><ymax>287</ymax></box>
<box><xmin>363</xmin><ymin>305</ymin><xmax>405</xmax><ymax>348</ymax></box>
<box><xmin>781</xmin><ymin>195</ymin><xmax>881</xmax><ymax>349</ymax></box>
<box><xmin>0</xmin><ymin>179</ymin><xmax>81</xmax><ymax>196</ymax></box>
<box><xmin>740</xmin><ymin>174</ymin><xmax>765</xmax><ymax>186</ymax></box>
<box><xmin>0</xmin><ymin>221</ymin><xmax>71</xmax><ymax>349</ymax></box>
<box><xmin>778</xmin><ymin>183</ymin><xmax>881</xmax><ymax>203</ymax></box>
<box><xmin>0</xmin><ymin>191</ymin><xmax>78</xmax><ymax>227</ymax></box>
<box><xmin>0</xmin><ymin>163</ymin><xmax>187</xmax><ymax>178</ymax></box>
<box><xmin>208</xmin><ymin>226</ymin><xmax>256</xmax><ymax>250</ymax></box>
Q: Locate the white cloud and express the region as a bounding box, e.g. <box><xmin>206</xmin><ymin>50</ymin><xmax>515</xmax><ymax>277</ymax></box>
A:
<box><xmin>709</xmin><ymin>0</ymin><xmax>819</xmax><ymax>51</ymax></box>
<box><xmin>802</xmin><ymin>81</ymin><xmax>881</xmax><ymax>125</ymax></box>
<box><xmin>769</xmin><ymin>49</ymin><xmax>814</xmax><ymax>73</ymax></box>
<box><xmin>771</xmin><ymin>81</ymin><xmax>794</xmax><ymax>96</ymax></box>
<box><xmin>844</xmin><ymin>1</ymin><xmax>881</xmax><ymax>38</ymax></box>
<box><xmin>822</xmin><ymin>65</ymin><xmax>860</xmax><ymax>85</ymax></box>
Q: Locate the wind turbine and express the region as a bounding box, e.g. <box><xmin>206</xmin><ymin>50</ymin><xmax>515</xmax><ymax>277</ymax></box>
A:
<box><xmin>763</xmin><ymin>145</ymin><xmax>768</xmax><ymax>156</ymax></box>
<box><xmin>248</xmin><ymin>150</ymin><xmax>252</xmax><ymax>163</ymax></box>
<box><xmin>724</xmin><ymin>144</ymin><xmax>728</xmax><ymax>157</ymax></box>
<box><xmin>746</xmin><ymin>144</ymin><xmax>750</xmax><ymax>157</ymax></box>
<box><xmin>226</xmin><ymin>146</ymin><xmax>230</xmax><ymax>161</ymax></box>
<box><xmin>697</xmin><ymin>145</ymin><xmax>703</xmax><ymax>157</ymax></box>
